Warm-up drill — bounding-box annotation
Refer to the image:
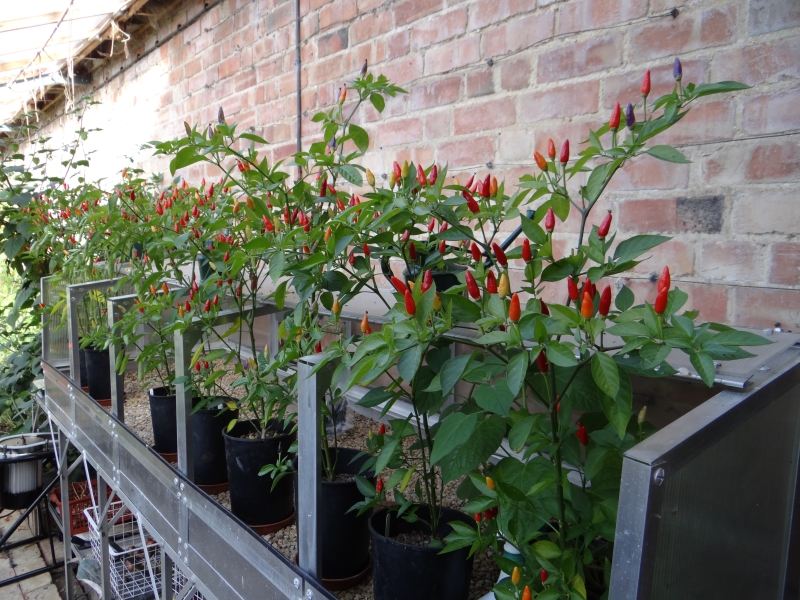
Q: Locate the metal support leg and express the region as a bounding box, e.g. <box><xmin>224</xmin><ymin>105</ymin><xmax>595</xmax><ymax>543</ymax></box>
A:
<box><xmin>107</xmin><ymin>300</ymin><xmax>125</xmax><ymax>421</ymax></box>
<box><xmin>98</xmin><ymin>477</ymin><xmax>112</xmax><ymax>600</ymax></box>
<box><xmin>58</xmin><ymin>430</ymin><xmax>73</xmax><ymax>600</ymax></box>
<box><xmin>297</xmin><ymin>353</ymin><xmax>338</xmax><ymax>579</ymax></box>
<box><xmin>66</xmin><ymin>292</ymin><xmax>81</xmax><ymax>388</ymax></box>
<box><xmin>161</xmin><ymin>548</ymin><xmax>173</xmax><ymax>600</ymax></box>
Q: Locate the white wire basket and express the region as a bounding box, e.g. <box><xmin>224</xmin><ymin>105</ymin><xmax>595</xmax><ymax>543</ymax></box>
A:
<box><xmin>173</xmin><ymin>563</ymin><xmax>206</xmax><ymax>600</ymax></box>
<box><xmin>84</xmin><ymin>500</ymin><xmax>161</xmax><ymax>599</ymax></box>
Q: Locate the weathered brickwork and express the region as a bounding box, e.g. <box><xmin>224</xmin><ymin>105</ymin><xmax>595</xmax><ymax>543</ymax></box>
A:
<box><xmin>36</xmin><ymin>0</ymin><xmax>800</xmax><ymax>328</ymax></box>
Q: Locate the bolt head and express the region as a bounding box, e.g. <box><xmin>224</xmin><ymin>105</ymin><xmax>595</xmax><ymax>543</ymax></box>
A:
<box><xmin>174</xmin><ymin>478</ymin><xmax>179</xmax><ymax>485</ymax></box>
<box><xmin>653</xmin><ymin>467</ymin><xmax>666</xmax><ymax>486</ymax></box>
<box><xmin>294</xmin><ymin>578</ymin><xmax>301</xmax><ymax>589</ymax></box>
<box><xmin>306</xmin><ymin>591</ymin><xmax>313</xmax><ymax>600</ymax></box>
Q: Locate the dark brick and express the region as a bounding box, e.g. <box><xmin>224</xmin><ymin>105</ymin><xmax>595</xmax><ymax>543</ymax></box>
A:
<box><xmin>749</xmin><ymin>0</ymin><xmax>800</xmax><ymax>35</ymax></box>
<box><xmin>675</xmin><ymin>195</ymin><xmax>724</xmax><ymax>233</ymax></box>
<box><xmin>318</xmin><ymin>28</ymin><xmax>349</xmax><ymax>57</ymax></box>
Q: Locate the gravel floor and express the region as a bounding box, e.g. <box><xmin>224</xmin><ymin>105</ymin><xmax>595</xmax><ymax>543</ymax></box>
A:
<box><xmin>121</xmin><ymin>371</ymin><xmax>499</xmax><ymax>599</ymax></box>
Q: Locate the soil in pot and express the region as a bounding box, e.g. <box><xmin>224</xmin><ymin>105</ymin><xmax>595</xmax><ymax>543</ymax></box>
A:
<box><xmin>83</xmin><ymin>346</ymin><xmax>124</xmax><ymax>401</ymax></box>
<box><xmin>293</xmin><ymin>447</ymin><xmax>374</xmax><ymax>582</ymax></box>
<box><xmin>223</xmin><ymin>420</ymin><xmax>295</xmax><ymax>527</ymax></box>
<box><xmin>403</xmin><ymin>263</ymin><xmax>466</xmax><ymax>292</ymax></box>
<box><xmin>192</xmin><ymin>397</ymin><xmax>238</xmax><ymax>486</ymax></box>
<box><xmin>370</xmin><ymin>505</ymin><xmax>475</xmax><ymax>600</ymax></box>
<box><xmin>148</xmin><ymin>387</ymin><xmax>177</xmax><ymax>454</ymax></box>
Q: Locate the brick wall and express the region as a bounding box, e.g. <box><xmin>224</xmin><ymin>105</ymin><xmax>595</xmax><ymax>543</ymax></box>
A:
<box><xmin>36</xmin><ymin>0</ymin><xmax>800</xmax><ymax>329</ymax></box>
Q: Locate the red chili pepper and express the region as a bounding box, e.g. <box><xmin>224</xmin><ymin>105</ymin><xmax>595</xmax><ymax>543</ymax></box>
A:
<box><xmin>559</xmin><ymin>139</ymin><xmax>570</xmax><ymax>164</ymax></box>
<box><xmin>421</xmin><ymin>270</ymin><xmax>433</xmax><ymax>293</ymax></box>
<box><xmin>223</xmin><ymin>250</ymin><xmax>230</xmax><ymax>262</ymax></box>
<box><xmin>608</xmin><ymin>99</ymin><xmax>622</xmax><ymax>130</ymax></box>
<box><xmin>492</xmin><ymin>242</ymin><xmax>507</xmax><ymax>267</ymax></box>
<box><xmin>213</xmin><ymin>294</ymin><xmax>219</xmax><ymax>306</ymax></box>
<box><xmin>363</xmin><ymin>243</ymin><xmax>370</xmax><ymax>256</ymax></box>
<box><xmin>315</xmin><ymin>341</ymin><xmax>322</xmax><ymax>353</ymax></box>
<box><xmin>409</xmin><ymin>242</ymin><xmax>417</xmax><ymax>260</ymax></box>
<box><xmin>185</xmin><ymin>301</ymin><xmax>191</xmax><ymax>312</ymax></box>
<box><xmin>471</xmin><ymin>242</ymin><xmax>481</xmax><ymax>262</ymax></box>
<box><xmin>641</xmin><ymin>70</ymin><xmax>651</xmax><ymax>96</ymax></box>
<box><xmin>393</xmin><ymin>161</ymin><xmax>402</xmax><ymax>180</ymax></box>
<box><xmin>379</xmin><ymin>423</ymin><xmax>386</xmax><ymax>435</ymax></box>
<box><xmin>430</xmin><ymin>165</ymin><xmax>438</xmax><ymax>185</ymax></box>
<box><xmin>376</xmin><ymin>478</ymin><xmax>384</xmax><ymax>493</ymax></box>
<box><xmin>654</xmin><ymin>288</ymin><xmax>668</xmax><ymax>314</ymax></box>
<box><xmin>427</xmin><ymin>218</ymin><xmax>436</xmax><ymax>232</ymax></box>
<box><xmin>540</xmin><ymin>569</ymin><xmax>548</xmax><ymax>584</ymax></box>
<box><xmin>540</xmin><ymin>300</ymin><xmax>550</xmax><ymax>316</ymax></box>
<box><xmin>349</xmin><ymin>253</ymin><xmax>356</xmax><ymax>265</ymax></box>
<box><xmin>544</xmin><ymin>207</ymin><xmax>555</xmax><ymax>233</ymax></box>
<box><xmin>391</xmin><ymin>276</ymin><xmax>409</xmax><ymax>295</ymax></box>
<box><xmin>599</xmin><ymin>285</ymin><xmax>611</xmax><ymax>316</ymax></box>
<box><xmin>483</xmin><ymin>510</ymin><xmax>493</xmax><ymax>521</ymax></box>
<box><xmin>464</xmin><ymin>174</ymin><xmax>474</xmax><ymax>189</ymax></box>
<box><xmin>576</xmin><ymin>423</ymin><xmax>589</xmax><ymax>446</ymax></box>
<box><xmin>401</xmin><ymin>229</ymin><xmax>410</xmax><ymax>243</ymax></box>
<box><xmin>195</xmin><ymin>361</ymin><xmax>201</xmax><ymax>371</ymax></box>
<box><xmin>404</xmin><ymin>290</ymin><xmax>417</xmax><ymax>315</ymax></box>
<box><xmin>439</xmin><ymin>239</ymin><xmax>446</xmax><ymax>255</ymax></box>
<box><xmin>486</xmin><ymin>270</ymin><xmax>498</xmax><ymax>294</ymax></box>
<box><xmin>417</xmin><ymin>164</ymin><xmax>427</xmax><ymax>186</ymax></box>
<box><xmin>534</xmin><ymin>151</ymin><xmax>547</xmax><ymax>170</ymax></box>
<box><xmin>568</xmin><ymin>277</ymin><xmax>579</xmax><ymax>301</ymax></box>
<box><xmin>336</xmin><ymin>197</ymin><xmax>345</xmax><ymax>211</ymax></box>
<box><xmin>581</xmin><ymin>291</ymin><xmax>594</xmax><ymax>318</ymax></box>
<box><xmin>463</xmin><ymin>190</ymin><xmax>480</xmax><ymax>213</ymax></box>
<box><xmin>658</xmin><ymin>266</ymin><xmax>670</xmax><ymax>293</ymax></box>
<box><xmin>522</xmin><ymin>239</ymin><xmax>532</xmax><ymax>262</ymax></box>
<box><xmin>547</xmin><ymin>138</ymin><xmax>556</xmax><ymax>160</ymax></box>
<box><xmin>593</xmin><ymin>205</ymin><xmax>609</xmax><ymax>233</ymax></box>
<box><xmin>537</xmin><ymin>349</ymin><xmax>548</xmax><ymax>373</ymax></box>
<box><xmin>509</xmin><ymin>293</ymin><xmax>521</xmax><ymax>322</ymax></box>
<box><xmin>466</xmin><ymin>271</ymin><xmax>480</xmax><ymax>300</ymax></box>
<box><xmin>204</xmin><ymin>299</ymin><xmax>211</xmax><ymax>312</ymax></box>
<box><xmin>440</xmin><ymin>221</ymin><xmax>448</xmax><ymax>233</ymax></box>
<box><xmin>474</xmin><ymin>512</ymin><xmax>482</xmax><ymax>523</ymax></box>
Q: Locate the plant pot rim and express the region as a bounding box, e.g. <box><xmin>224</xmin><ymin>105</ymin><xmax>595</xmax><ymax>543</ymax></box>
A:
<box><xmin>369</xmin><ymin>505</ymin><xmax>472</xmax><ymax>552</ymax></box>
<box><xmin>221</xmin><ymin>419</ymin><xmax>295</xmax><ymax>444</ymax></box>
<box><xmin>149</xmin><ymin>386</ymin><xmax>176</xmax><ymax>397</ymax></box>
<box><xmin>192</xmin><ymin>395</ymin><xmax>236</xmax><ymax>414</ymax></box>
<box><xmin>308</xmin><ymin>447</ymin><xmax>374</xmax><ymax>486</ymax></box>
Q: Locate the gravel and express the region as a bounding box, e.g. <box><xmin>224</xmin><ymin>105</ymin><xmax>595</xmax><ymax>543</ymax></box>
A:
<box><xmin>120</xmin><ymin>371</ymin><xmax>499</xmax><ymax>599</ymax></box>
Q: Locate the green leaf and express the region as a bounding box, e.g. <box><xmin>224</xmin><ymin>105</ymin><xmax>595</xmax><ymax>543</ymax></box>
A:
<box><xmin>598</xmin><ymin>368</ymin><xmax>632</xmax><ymax>439</ymax></box>
<box><xmin>439</xmin><ymin>353</ymin><xmax>472</xmax><ymax>397</ymax></box>
<box><xmin>357</xmin><ymin>387</ymin><xmax>394</xmax><ymax>408</ymax></box>
<box><xmin>240</xmin><ymin>132</ymin><xmax>268</xmax><ymax>144</ymax></box>
<box><xmin>508</xmin><ymin>415</ymin><xmax>536</xmax><ymax>453</ymax></box>
<box><xmin>646</xmin><ymin>145</ymin><xmax>690</xmax><ymax>163</ymax></box>
<box><xmin>520</xmin><ymin>214</ymin><xmax>547</xmax><ymax>245</ymax></box>
<box><xmin>541</xmin><ymin>259</ymin><xmax>574</xmax><ymax>282</ymax></box>
<box><xmin>711</xmin><ymin>330</ymin><xmax>772</xmax><ymax>347</ymax></box>
<box><xmin>475</xmin><ymin>380</ymin><xmax>515</xmax><ymax>416</ymax></box>
<box><xmin>506</xmin><ymin>352</ymin><xmax>527</xmax><ymax>396</ymax></box>
<box><xmin>430</xmin><ymin>413</ymin><xmax>477</xmax><ymax>466</ymax></box>
<box><xmin>370</xmin><ymin>93</ymin><xmax>385</xmax><ymax>112</ymax></box>
<box><xmin>397</xmin><ymin>344</ymin><xmax>423</xmax><ymax>382</ymax></box>
<box><xmin>691</xmin><ymin>81</ymin><xmax>750</xmax><ymax>98</ymax></box>
<box><xmin>533</xmin><ymin>540</ymin><xmax>561</xmax><ymax>559</ymax></box>
<box><xmin>606</xmin><ymin>322</ymin><xmax>649</xmax><ymax>337</ymax></box>
<box><xmin>439</xmin><ymin>415</ymin><xmax>506</xmax><ymax>482</ymax></box>
<box><xmin>615</xmin><ymin>285</ymin><xmax>634</xmax><ymax>312</ymax></box>
<box><xmin>475</xmin><ymin>331</ymin><xmax>512</xmax><ymax>345</ymax></box>
<box><xmin>169</xmin><ymin>147</ymin><xmax>204</xmax><ymax>175</ymax></box>
<box><xmin>592</xmin><ymin>352</ymin><xmax>619</xmax><ymax>398</ymax></box>
<box><xmin>613</xmin><ymin>234</ymin><xmax>671</xmax><ymax>263</ymax></box>
<box><xmin>337</xmin><ymin>164</ymin><xmax>363</xmax><ymax>186</ymax></box>
<box><xmin>691</xmin><ymin>351</ymin><xmax>716</xmax><ymax>386</ymax></box>
<box><xmin>349</xmin><ymin>124</ymin><xmax>370</xmax><ymax>152</ymax></box>
<box><xmin>546</xmin><ymin>342</ymin><xmax>578</xmax><ymax>367</ymax></box>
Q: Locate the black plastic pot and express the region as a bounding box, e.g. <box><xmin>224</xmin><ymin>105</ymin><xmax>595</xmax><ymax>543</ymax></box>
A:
<box><xmin>222</xmin><ymin>420</ymin><xmax>295</xmax><ymax>526</ymax></box>
<box><xmin>79</xmin><ymin>347</ymin><xmax>88</xmax><ymax>387</ymax></box>
<box><xmin>83</xmin><ymin>346</ymin><xmax>123</xmax><ymax>401</ymax></box>
<box><xmin>148</xmin><ymin>388</ymin><xmax>177</xmax><ymax>454</ymax></box>
<box><xmin>293</xmin><ymin>448</ymin><xmax>374</xmax><ymax>580</ymax></box>
<box><xmin>403</xmin><ymin>264</ymin><xmax>466</xmax><ymax>292</ymax></box>
<box><xmin>370</xmin><ymin>506</ymin><xmax>475</xmax><ymax>600</ymax></box>
<box><xmin>192</xmin><ymin>397</ymin><xmax>238</xmax><ymax>486</ymax></box>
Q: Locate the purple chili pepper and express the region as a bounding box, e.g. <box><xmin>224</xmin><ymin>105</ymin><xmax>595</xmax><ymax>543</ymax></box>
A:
<box><xmin>673</xmin><ymin>58</ymin><xmax>683</xmax><ymax>81</ymax></box>
<box><xmin>626</xmin><ymin>103</ymin><xmax>635</xmax><ymax>129</ymax></box>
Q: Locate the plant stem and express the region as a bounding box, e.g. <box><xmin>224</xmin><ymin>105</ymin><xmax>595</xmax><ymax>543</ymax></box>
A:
<box><xmin>549</xmin><ymin>365</ymin><xmax>567</xmax><ymax>551</ymax></box>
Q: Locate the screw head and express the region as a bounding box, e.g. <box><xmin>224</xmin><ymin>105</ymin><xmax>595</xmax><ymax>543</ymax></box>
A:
<box><xmin>653</xmin><ymin>468</ymin><xmax>666</xmax><ymax>486</ymax></box>
<box><xmin>180</xmin><ymin>483</ymin><xmax>185</xmax><ymax>490</ymax></box>
<box><xmin>293</xmin><ymin>578</ymin><xmax>301</xmax><ymax>589</ymax></box>
<box><xmin>306</xmin><ymin>590</ymin><xmax>313</xmax><ymax>600</ymax></box>
<box><xmin>174</xmin><ymin>478</ymin><xmax>179</xmax><ymax>485</ymax></box>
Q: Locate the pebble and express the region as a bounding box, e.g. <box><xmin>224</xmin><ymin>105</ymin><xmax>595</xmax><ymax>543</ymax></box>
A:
<box><xmin>121</xmin><ymin>372</ymin><xmax>500</xmax><ymax>599</ymax></box>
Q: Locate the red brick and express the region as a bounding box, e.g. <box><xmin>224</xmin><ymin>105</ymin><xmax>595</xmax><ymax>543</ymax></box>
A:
<box><xmin>467</xmin><ymin>0</ymin><xmax>534</xmax><ymax>30</ymax></box>
<box><xmin>465</xmin><ymin>70</ymin><xmax>494</xmax><ymax>98</ymax></box>
<box><xmin>482</xmin><ymin>12</ymin><xmax>554</xmax><ymax>58</ymax></box>
<box><xmin>710</xmin><ymin>38</ymin><xmax>800</xmax><ymax>86</ymax></box>
<box><xmin>320</xmin><ymin>0</ymin><xmax>357</xmax><ymax>30</ymax></box>
<box><xmin>214</xmin><ymin>17</ymin><xmax>235</xmax><ymax>43</ymax></box>
<box><xmin>376</xmin><ymin>117</ymin><xmax>424</xmax><ymax>147</ymax></box>
<box><xmin>350</xmin><ymin>10</ymin><xmax>392</xmax><ymax>46</ymax></box>
<box><xmin>424</xmin><ymin>108</ymin><xmax>451</xmax><ymax>139</ymax></box>
<box><xmin>309</xmin><ymin>54</ymin><xmax>345</xmax><ymax>85</ymax></box>
<box><xmin>318</xmin><ymin>28</ymin><xmax>348</xmax><ymax>57</ymax></box>
<box><xmin>769</xmin><ymin>243</ymin><xmax>800</xmax><ymax>286</ymax></box>
<box><xmin>424</xmin><ymin>36</ymin><xmax>481</xmax><ymax>75</ymax></box>
<box><xmin>438</xmin><ymin>136</ymin><xmax>495</xmax><ymax>169</ymax></box>
<box><xmin>454</xmin><ymin>98</ymin><xmax>515</xmax><ymax>134</ymax></box>
<box><xmin>607</xmin><ymin>154</ymin><xmax>689</xmax><ymax>191</ymax></box>
<box><xmin>357</xmin><ymin>0</ymin><xmax>384</xmax><ymax>12</ymax></box>
<box><xmin>234</xmin><ymin>68</ymin><xmax>257</xmax><ymax>93</ymax></box>
<box><xmin>219</xmin><ymin>55</ymin><xmax>241</xmax><ymax>79</ymax></box>
<box><xmin>519</xmin><ymin>80</ymin><xmax>599</xmax><ymax>122</ymax></box>
<box><xmin>498</xmin><ymin>129</ymin><xmax>531</xmax><ymax>163</ymax></box>
<box><xmin>380</xmin><ymin>55</ymin><xmax>423</xmax><ymax>86</ymax></box>
<box><xmin>500</xmin><ymin>57</ymin><xmax>531</xmax><ymax>91</ymax></box>
<box><xmin>265</xmin><ymin>2</ymin><xmax>294</xmax><ymax>33</ymax></box>
<box><xmin>749</xmin><ymin>0</ymin><xmax>800</xmax><ymax>35</ymax></box>
<box><xmin>411</xmin><ymin>9</ymin><xmax>467</xmax><ymax>51</ymax></box>
<box><xmin>618</xmin><ymin>199</ymin><xmax>678</xmax><ymax>233</ymax></box>
<box><xmin>537</xmin><ymin>32</ymin><xmax>622</xmax><ymax>82</ymax></box>
<box><xmin>731</xmin><ymin>191</ymin><xmax>800</xmax><ymax>235</ymax></box>
<box><xmin>733</xmin><ymin>288</ymin><xmax>800</xmax><ymax>330</ymax></box>
<box><xmin>601</xmin><ymin>59</ymin><xmax>707</xmax><ymax>108</ymax></box>
<box><xmin>698</xmin><ymin>241</ymin><xmax>762</xmax><ymax>283</ymax></box>
<box><xmin>396</xmin><ymin>0</ymin><xmax>443</xmax><ymax>26</ymax></box>
<box><xmin>410</xmin><ymin>76</ymin><xmax>462</xmax><ymax>110</ymax></box>
<box><xmin>702</xmin><ymin>140</ymin><xmax>800</xmax><ymax>185</ymax></box>
<box><xmin>385</xmin><ymin>30</ymin><xmax>410</xmax><ymax>61</ymax></box>
<box><xmin>559</xmin><ymin>0</ymin><xmax>647</xmax><ymax>34</ymax></box>
<box><xmin>658</xmin><ymin>99</ymin><xmax>735</xmax><ymax>146</ymax></box>
<box><xmin>743</xmin><ymin>89</ymin><xmax>800</xmax><ymax>136</ymax></box>
<box><xmin>629</xmin><ymin>5</ymin><xmax>737</xmax><ymax>61</ymax></box>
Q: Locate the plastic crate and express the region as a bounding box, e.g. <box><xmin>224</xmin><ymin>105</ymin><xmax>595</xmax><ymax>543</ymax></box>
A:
<box><xmin>50</xmin><ymin>480</ymin><xmax>132</xmax><ymax>535</ymax></box>
<box><xmin>85</xmin><ymin>500</ymin><xmax>161</xmax><ymax>599</ymax></box>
